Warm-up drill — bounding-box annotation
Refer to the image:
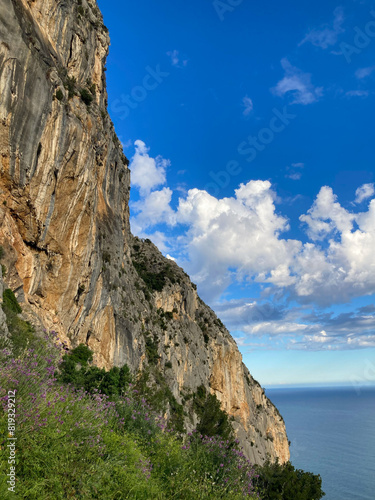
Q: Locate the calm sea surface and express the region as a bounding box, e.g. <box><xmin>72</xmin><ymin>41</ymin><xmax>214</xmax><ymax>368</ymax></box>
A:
<box><xmin>265</xmin><ymin>386</ymin><xmax>375</xmax><ymax>500</ymax></box>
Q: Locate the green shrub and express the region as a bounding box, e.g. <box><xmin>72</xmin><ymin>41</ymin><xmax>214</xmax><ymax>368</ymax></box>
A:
<box><xmin>1</xmin><ymin>289</ymin><xmax>38</xmax><ymax>356</ymax></box>
<box><xmin>58</xmin><ymin>344</ymin><xmax>132</xmax><ymax>397</ymax></box>
<box><xmin>193</xmin><ymin>385</ymin><xmax>233</xmax><ymax>442</ymax></box>
<box><xmin>0</xmin><ymin>245</ymin><xmax>3</xmax><ymax>259</ymax></box>
<box><xmin>254</xmin><ymin>460</ymin><xmax>325</xmax><ymax>499</ymax></box>
<box><xmin>3</xmin><ymin>289</ymin><xmax>22</xmax><ymax>314</ymax></box>
<box><xmin>133</xmin><ymin>260</ymin><xmax>166</xmax><ymax>292</ymax></box>
<box><xmin>55</xmin><ymin>88</ymin><xmax>64</xmax><ymax>101</ymax></box>
<box><xmin>80</xmin><ymin>88</ymin><xmax>94</xmax><ymax>106</ymax></box>
<box><xmin>64</xmin><ymin>76</ymin><xmax>76</xmax><ymax>98</ymax></box>
<box><xmin>77</xmin><ymin>284</ymin><xmax>85</xmax><ymax>299</ymax></box>
<box><xmin>144</xmin><ymin>332</ymin><xmax>160</xmax><ymax>365</ymax></box>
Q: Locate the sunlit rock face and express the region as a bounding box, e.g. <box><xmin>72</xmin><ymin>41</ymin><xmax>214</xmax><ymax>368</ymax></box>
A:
<box><xmin>0</xmin><ymin>0</ymin><xmax>289</xmax><ymax>464</ymax></box>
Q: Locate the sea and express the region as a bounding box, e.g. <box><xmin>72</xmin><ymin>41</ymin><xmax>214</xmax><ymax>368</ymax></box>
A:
<box><xmin>265</xmin><ymin>386</ymin><xmax>375</xmax><ymax>500</ymax></box>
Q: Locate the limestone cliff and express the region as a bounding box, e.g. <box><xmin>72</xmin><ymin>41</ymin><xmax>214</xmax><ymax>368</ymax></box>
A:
<box><xmin>0</xmin><ymin>0</ymin><xmax>289</xmax><ymax>464</ymax></box>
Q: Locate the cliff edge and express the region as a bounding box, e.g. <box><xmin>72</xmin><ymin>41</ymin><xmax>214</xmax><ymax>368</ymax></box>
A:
<box><xmin>0</xmin><ymin>0</ymin><xmax>289</xmax><ymax>464</ymax></box>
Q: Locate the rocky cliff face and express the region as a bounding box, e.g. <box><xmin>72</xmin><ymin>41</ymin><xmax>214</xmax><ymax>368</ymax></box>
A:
<box><xmin>0</xmin><ymin>0</ymin><xmax>289</xmax><ymax>464</ymax></box>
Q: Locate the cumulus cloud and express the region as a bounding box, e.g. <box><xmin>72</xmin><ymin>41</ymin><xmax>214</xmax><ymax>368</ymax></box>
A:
<box><xmin>299</xmin><ymin>7</ymin><xmax>345</xmax><ymax>49</ymax></box>
<box><xmin>130</xmin><ymin>140</ymin><xmax>375</xmax><ymax>347</ymax></box>
<box><xmin>242</xmin><ymin>96</ymin><xmax>254</xmax><ymax>116</ymax></box>
<box><xmin>299</xmin><ymin>186</ymin><xmax>354</xmax><ymax>240</ymax></box>
<box><xmin>130</xmin><ymin>140</ymin><xmax>170</xmax><ymax>195</ymax></box>
<box><xmin>272</xmin><ymin>59</ymin><xmax>323</xmax><ymax>105</ymax></box>
<box><xmin>355</xmin><ymin>183</ymin><xmax>375</xmax><ymax>204</ymax></box>
<box><xmin>131</xmin><ymin>187</ymin><xmax>176</xmax><ymax>229</ymax></box>
<box><xmin>174</xmin><ymin>181</ymin><xmax>303</xmax><ymax>298</ymax></box>
<box><xmin>178</xmin><ymin>183</ymin><xmax>375</xmax><ymax>306</ymax></box>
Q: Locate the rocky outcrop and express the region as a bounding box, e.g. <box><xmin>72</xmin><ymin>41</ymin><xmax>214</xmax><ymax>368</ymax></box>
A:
<box><xmin>0</xmin><ymin>0</ymin><xmax>289</xmax><ymax>464</ymax></box>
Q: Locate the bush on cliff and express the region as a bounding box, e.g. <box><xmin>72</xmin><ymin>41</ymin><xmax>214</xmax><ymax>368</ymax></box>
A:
<box><xmin>254</xmin><ymin>459</ymin><xmax>325</xmax><ymax>500</ymax></box>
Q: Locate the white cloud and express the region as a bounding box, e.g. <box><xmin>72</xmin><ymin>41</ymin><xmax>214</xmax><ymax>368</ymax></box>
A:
<box><xmin>130</xmin><ymin>140</ymin><xmax>375</xmax><ymax>311</ymax></box>
<box><xmin>286</xmin><ymin>172</ymin><xmax>302</xmax><ymax>180</ymax></box>
<box><xmin>174</xmin><ymin>181</ymin><xmax>301</xmax><ymax>299</ymax></box>
<box><xmin>242</xmin><ymin>96</ymin><xmax>254</xmax><ymax>116</ymax></box>
<box><xmin>215</xmin><ymin>299</ymin><xmax>375</xmax><ymax>350</ymax></box>
<box><xmin>299</xmin><ymin>7</ymin><xmax>345</xmax><ymax>49</ymax></box>
<box><xmin>177</xmin><ymin>183</ymin><xmax>375</xmax><ymax>306</ymax></box>
<box><xmin>345</xmin><ymin>90</ymin><xmax>369</xmax><ymax>98</ymax></box>
<box><xmin>131</xmin><ymin>187</ymin><xmax>176</xmax><ymax>228</ymax></box>
<box><xmin>286</xmin><ymin>163</ymin><xmax>304</xmax><ymax>180</ymax></box>
<box><xmin>272</xmin><ymin>59</ymin><xmax>323</xmax><ymax>105</ymax></box>
<box><xmin>355</xmin><ymin>183</ymin><xmax>375</xmax><ymax>204</ymax></box>
<box><xmin>167</xmin><ymin>50</ymin><xmax>187</xmax><ymax>68</ymax></box>
<box><xmin>130</xmin><ymin>140</ymin><xmax>170</xmax><ymax>195</ymax></box>
<box><xmin>299</xmin><ymin>186</ymin><xmax>354</xmax><ymax>240</ymax></box>
<box><xmin>355</xmin><ymin>66</ymin><xmax>375</xmax><ymax>79</ymax></box>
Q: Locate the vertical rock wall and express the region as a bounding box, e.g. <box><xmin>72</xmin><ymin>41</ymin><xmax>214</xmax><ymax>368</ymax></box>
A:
<box><xmin>0</xmin><ymin>0</ymin><xmax>289</xmax><ymax>464</ymax></box>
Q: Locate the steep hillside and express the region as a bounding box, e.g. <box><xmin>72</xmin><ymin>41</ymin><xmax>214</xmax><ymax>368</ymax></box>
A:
<box><xmin>0</xmin><ymin>0</ymin><xmax>289</xmax><ymax>464</ymax></box>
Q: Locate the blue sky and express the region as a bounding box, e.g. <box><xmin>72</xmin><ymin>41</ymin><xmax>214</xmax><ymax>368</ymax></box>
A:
<box><xmin>97</xmin><ymin>0</ymin><xmax>375</xmax><ymax>387</ymax></box>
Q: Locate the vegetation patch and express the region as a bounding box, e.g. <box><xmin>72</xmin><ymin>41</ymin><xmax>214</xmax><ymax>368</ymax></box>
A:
<box><xmin>0</xmin><ymin>324</ymin><xmax>325</xmax><ymax>499</ymax></box>
<box><xmin>55</xmin><ymin>88</ymin><xmax>64</xmax><ymax>101</ymax></box>
<box><xmin>133</xmin><ymin>260</ymin><xmax>166</xmax><ymax>292</ymax></box>
<box><xmin>80</xmin><ymin>88</ymin><xmax>94</xmax><ymax>106</ymax></box>
<box><xmin>1</xmin><ymin>289</ymin><xmax>37</xmax><ymax>356</ymax></box>
<box><xmin>143</xmin><ymin>331</ymin><xmax>160</xmax><ymax>365</ymax></box>
<box><xmin>193</xmin><ymin>385</ymin><xmax>233</xmax><ymax>442</ymax></box>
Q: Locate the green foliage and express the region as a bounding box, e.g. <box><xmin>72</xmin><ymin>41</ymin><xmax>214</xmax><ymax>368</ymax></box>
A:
<box><xmin>58</xmin><ymin>344</ymin><xmax>132</xmax><ymax>396</ymax></box>
<box><xmin>133</xmin><ymin>260</ymin><xmax>166</xmax><ymax>292</ymax></box>
<box><xmin>254</xmin><ymin>460</ymin><xmax>325</xmax><ymax>500</ymax></box>
<box><xmin>193</xmin><ymin>385</ymin><xmax>233</xmax><ymax>441</ymax></box>
<box><xmin>135</xmin><ymin>369</ymin><xmax>185</xmax><ymax>433</ymax></box>
<box><xmin>163</xmin><ymin>263</ymin><xmax>177</xmax><ymax>284</ymax></box>
<box><xmin>69</xmin><ymin>343</ymin><xmax>93</xmax><ymax>364</ymax></box>
<box><xmin>64</xmin><ymin>76</ymin><xmax>76</xmax><ymax>98</ymax></box>
<box><xmin>1</xmin><ymin>289</ymin><xmax>37</xmax><ymax>356</ymax></box>
<box><xmin>0</xmin><ymin>245</ymin><xmax>3</xmax><ymax>259</ymax></box>
<box><xmin>0</xmin><ymin>326</ymin><xmax>322</xmax><ymax>500</ymax></box>
<box><xmin>102</xmin><ymin>251</ymin><xmax>111</xmax><ymax>264</ymax></box>
<box><xmin>80</xmin><ymin>88</ymin><xmax>94</xmax><ymax>106</ymax></box>
<box><xmin>1</xmin><ymin>265</ymin><xmax>6</xmax><ymax>277</ymax></box>
<box><xmin>3</xmin><ymin>288</ymin><xmax>22</xmax><ymax>314</ymax></box>
<box><xmin>77</xmin><ymin>284</ymin><xmax>85</xmax><ymax>299</ymax></box>
<box><xmin>144</xmin><ymin>332</ymin><xmax>160</xmax><ymax>365</ymax></box>
<box><xmin>86</xmin><ymin>79</ymin><xmax>96</xmax><ymax>95</ymax></box>
<box><xmin>55</xmin><ymin>88</ymin><xmax>64</xmax><ymax>101</ymax></box>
